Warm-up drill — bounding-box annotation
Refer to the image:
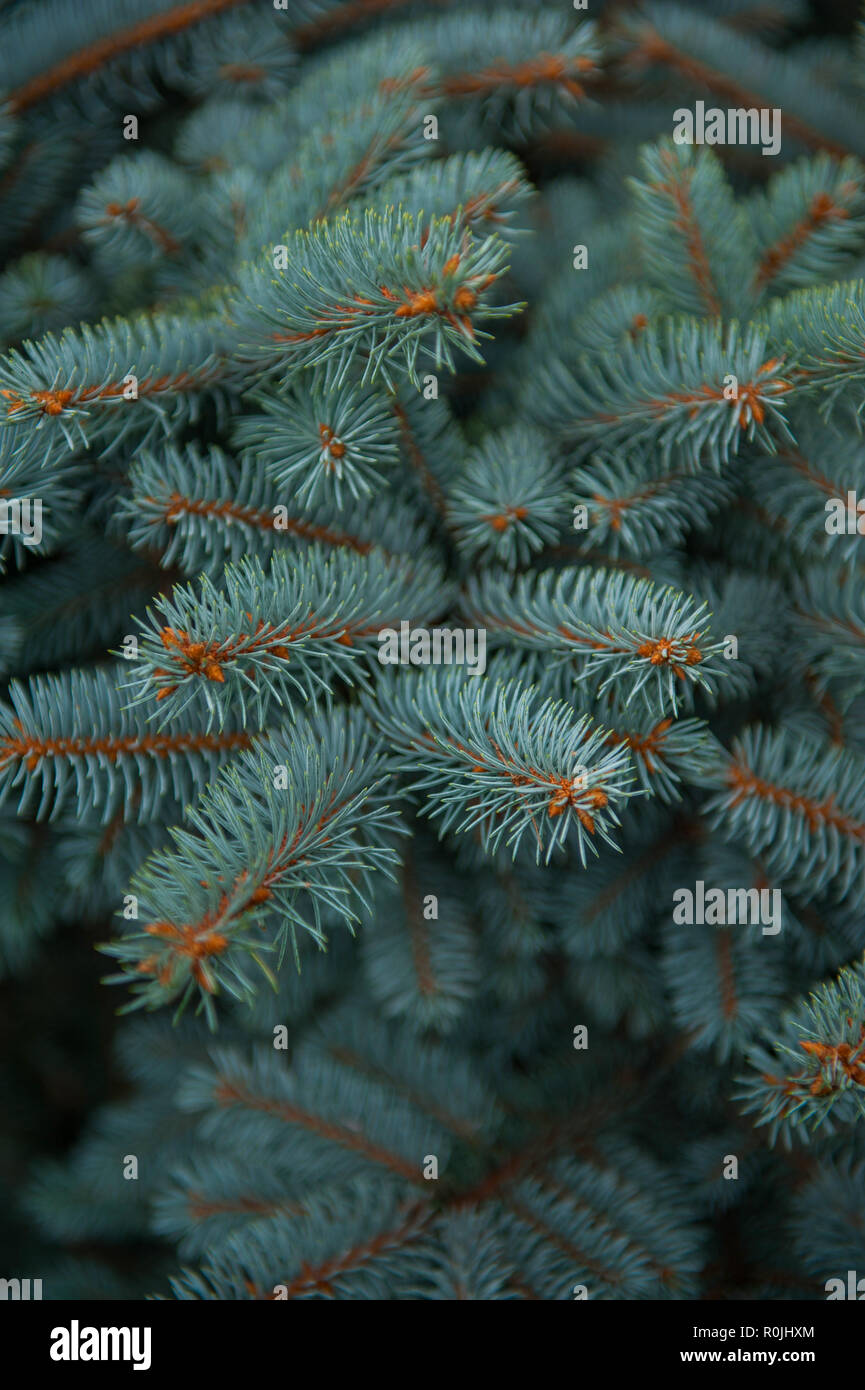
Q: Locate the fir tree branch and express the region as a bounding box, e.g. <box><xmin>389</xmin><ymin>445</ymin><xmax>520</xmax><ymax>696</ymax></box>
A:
<box><xmin>232</xmin><ymin>207</ymin><xmax>519</xmax><ymax>389</ymax></box>
<box><xmin>529</xmin><ymin>318</ymin><xmax>797</xmax><ymax>466</ymax></box>
<box><xmin>124</xmin><ymin>544</ymin><xmax>450</xmax><ymax>729</ymax></box>
<box><xmin>364</xmin><ymin>670</ymin><xmax>639</xmax><ymax>864</ymax></box>
<box><xmin>737</xmin><ymin>957</ymin><xmax>865</xmax><ymax>1144</ymax></box>
<box><xmin>3</xmin><ymin>0</ymin><xmax>257</xmax><ymax>113</ymax></box>
<box><xmin>102</xmin><ymin>709</ymin><xmax>405</xmax><ymax>1020</ymax></box>
<box><xmin>0</xmin><ymin>308</ymin><xmax>235</xmax><ymax>452</ymax></box>
<box><xmin>704</xmin><ymin>725</ymin><xmax>865</xmax><ymax>904</ymax></box>
<box><xmin>462</xmin><ymin>566</ymin><xmax>729</xmax><ymax>712</ymax></box>
<box><xmin>0</xmin><ymin>666</ymin><xmax>258</xmax><ymax>823</ymax></box>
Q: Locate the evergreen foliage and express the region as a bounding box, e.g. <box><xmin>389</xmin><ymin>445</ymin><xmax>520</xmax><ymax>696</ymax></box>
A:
<box><xmin>2</xmin><ymin>0</ymin><xmax>865</xmax><ymax>1305</ymax></box>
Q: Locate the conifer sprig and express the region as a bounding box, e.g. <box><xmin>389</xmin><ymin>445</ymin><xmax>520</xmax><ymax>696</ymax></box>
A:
<box><xmin>766</xmin><ymin>279</ymin><xmax>865</xmax><ymax>413</ymax></box>
<box><xmin>0</xmin><ymin>309</ymin><xmax>235</xmax><ymax>453</ymax></box>
<box><xmin>102</xmin><ymin>710</ymin><xmax>405</xmax><ymax>1023</ymax></box>
<box><xmin>233</xmin><ymin>371</ymin><xmax>401</xmax><ymax>508</ymax></box>
<box><xmin>703</xmin><ymin>726</ymin><xmax>865</xmax><ymax>905</ymax></box>
<box><xmin>570</xmin><ymin>450</ymin><xmax>735</xmax><ymax>558</ymax></box>
<box><xmin>628</xmin><ymin>139</ymin><xmax>752</xmax><ymax>320</ymax></box>
<box><xmin>232</xmin><ymin>207</ymin><xmax>520</xmax><ymax>389</ymax></box>
<box><xmin>124</xmin><ymin>545</ymin><xmax>451</xmax><ymax>729</ymax></box>
<box><xmin>462</xmin><ymin>567</ymin><xmax>728</xmax><ymax>713</ymax></box>
<box><xmin>747</xmin><ymin>153</ymin><xmax>865</xmax><ymax>300</ymax></box>
<box><xmin>0</xmin><ymin>666</ymin><xmax>258</xmax><ymax>825</ymax></box>
<box><xmin>529</xmin><ymin>319</ymin><xmax>797</xmax><ymax>466</ymax></box>
<box><xmin>737</xmin><ymin>958</ymin><xmax>865</xmax><ymax>1144</ymax></box>
<box><xmin>119</xmin><ymin>443</ymin><xmax>431</xmax><ymax>576</ymax></box>
<box><xmin>364</xmin><ymin>670</ymin><xmax>638</xmax><ymax>863</ymax></box>
<box><xmin>371</xmin><ymin>150</ymin><xmax>535</xmax><ymax>243</ymax></box>
<box><xmin>445</xmin><ymin>424</ymin><xmax>567</xmax><ymax>568</ymax></box>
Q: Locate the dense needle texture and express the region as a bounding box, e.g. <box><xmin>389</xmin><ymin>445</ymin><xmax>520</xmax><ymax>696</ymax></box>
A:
<box><xmin>1</xmin><ymin>0</ymin><xmax>864</xmax><ymax>1302</ymax></box>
